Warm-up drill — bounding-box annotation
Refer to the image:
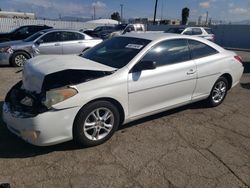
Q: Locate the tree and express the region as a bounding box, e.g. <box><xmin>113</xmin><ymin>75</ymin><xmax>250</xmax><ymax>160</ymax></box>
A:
<box><xmin>111</xmin><ymin>12</ymin><xmax>120</xmax><ymax>21</ymax></box>
<box><xmin>181</xmin><ymin>7</ymin><xmax>190</xmax><ymax>25</ymax></box>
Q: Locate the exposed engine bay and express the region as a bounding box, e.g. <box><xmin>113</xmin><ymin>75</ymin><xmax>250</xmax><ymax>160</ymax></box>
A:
<box><xmin>5</xmin><ymin>69</ymin><xmax>114</xmax><ymax>117</ymax></box>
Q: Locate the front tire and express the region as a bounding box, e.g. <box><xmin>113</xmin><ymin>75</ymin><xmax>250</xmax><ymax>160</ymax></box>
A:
<box><xmin>10</xmin><ymin>52</ymin><xmax>30</xmax><ymax>67</ymax></box>
<box><xmin>73</xmin><ymin>101</ymin><xmax>120</xmax><ymax>147</ymax></box>
<box><xmin>207</xmin><ymin>77</ymin><xmax>228</xmax><ymax>107</ymax></box>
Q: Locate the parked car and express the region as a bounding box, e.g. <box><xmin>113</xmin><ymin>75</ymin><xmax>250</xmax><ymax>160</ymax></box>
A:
<box><xmin>83</xmin><ymin>26</ymin><xmax>115</xmax><ymax>39</ymax></box>
<box><xmin>0</xmin><ymin>25</ymin><xmax>52</xmax><ymax>43</ymax></box>
<box><xmin>0</xmin><ymin>29</ymin><xmax>102</xmax><ymax>66</ymax></box>
<box><xmin>109</xmin><ymin>23</ymin><xmax>146</xmax><ymax>38</ymax></box>
<box><xmin>3</xmin><ymin>33</ymin><xmax>243</xmax><ymax>147</ymax></box>
<box><xmin>165</xmin><ymin>27</ymin><xmax>215</xmax><ymax>41</ymax></box>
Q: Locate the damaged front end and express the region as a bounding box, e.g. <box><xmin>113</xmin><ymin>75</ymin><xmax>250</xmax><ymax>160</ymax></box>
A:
<box><xmin>5</xmin><ymin>69</ymin><xmax>114</xmax><ymax>118</ymax></box>
<box><xmin>5</xmin><ymin>81</ymin><xmax>47</xmax><ymax>118</ymax></box>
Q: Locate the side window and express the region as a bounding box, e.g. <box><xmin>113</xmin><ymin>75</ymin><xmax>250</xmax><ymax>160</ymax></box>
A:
<box><xmin>141</xmin><ymin>39</ymin><xmax>191</xmax><ymax>67</ymax></box>
<box><xmin>75</xmin><ymin>32</ymin><xmax>85</xmax><ymax>40</ymax></box>
<box><xmin>183</xmin><ymin>29</ymin><xmax>192</xmax><ymax>35</ymax></box>
<box><xmin>188</xmin><ymin>40</ymin><xmax>218</xmax><ymax>59</ymax></box>
<box><xmin>62</xmin><ymin>32</ymin><xmax>84</xmax><ymax>41</ymax></box>
<box><xmin>136</xmin><ymin>26</ymin><xmax>143</xmax><ymax>31</ymax></box>
<box><xmin>41</xmin><ymin>32</ymin><xmax>61</xmax><ymax>43</ymax></box>
<box><xmin>192</xmin><ymin>28</ymin><xmax>202</xmax><ymax>35</ymax></box>
<box><xmin>124</xmin><ymin>25</ymin><xmax>135</xmax><ymax>33</ymax></box>
<box><xmin>15</xmin><ymin>27</ymin><xmax>29</xmax><ymax>35</ymax></box>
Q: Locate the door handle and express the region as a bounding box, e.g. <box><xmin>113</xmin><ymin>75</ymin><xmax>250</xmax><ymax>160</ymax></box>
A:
<box><xmin>54</xmin><ymin>43</ymin><xmax>60</xmax><ymax>46</ymax></box>
<box><xmin>187</xmin><ymin>69</ymin><xmax>196</xmax><ymax>75</ymax></box>
<box><xmin>78</xmin><ymin>41</ymin><xmax>84</xmax><ymax>44</ymax></box>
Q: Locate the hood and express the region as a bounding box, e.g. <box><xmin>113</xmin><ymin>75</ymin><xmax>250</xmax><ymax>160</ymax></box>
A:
<box><xmin>22</xmin><ymin>55</ymin><xmax>116</xmax><ymax>93</ymax></box>
<box><xmin>0</xmin><ymin>40</ymin><xmax>31</xmax><ymax>48</ymax></box>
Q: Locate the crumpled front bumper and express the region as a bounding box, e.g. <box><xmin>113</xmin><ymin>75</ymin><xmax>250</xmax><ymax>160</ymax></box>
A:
<box><xmin>2</xmin><ymin>102</ymin><xmax>80</xmax><ymax>146</ymax></box>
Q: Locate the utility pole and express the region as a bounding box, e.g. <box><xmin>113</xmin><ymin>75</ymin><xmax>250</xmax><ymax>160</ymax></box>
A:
<box><xmin>153</xmin><ymin>0</ymin><xmax>158</xmax><ymax>25</ymax></box>
<box><xmin>120</xmin><ymin>4</ymin><xmax>123</xmax><ymax>23</ymax></box>
<box><xmin>205</xmin><ymin>11</ymin><xmax>208</xmax><ymax>26</ymax></box>
<box><xmin>160</xmin><ymin>0</ymin><xmax>163</xmax><ymax>21</ymax></box>
<box><xmin>93</xmin><ymin>5</ymin><xmax>96</xmax><ymax>20</ymax></box>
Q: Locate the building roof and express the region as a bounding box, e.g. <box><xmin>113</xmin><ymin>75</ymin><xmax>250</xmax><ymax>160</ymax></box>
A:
<box><xmin>85</xmin><ymin>19</ymin><xmax>119</xmax><ymax>25</ymax></box>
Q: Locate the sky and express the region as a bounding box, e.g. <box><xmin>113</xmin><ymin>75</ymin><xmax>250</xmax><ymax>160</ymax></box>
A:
<box><xmin>0</xmin><ymin>0</ymin><xmax>250</xmax><ymax>22</ymax></box>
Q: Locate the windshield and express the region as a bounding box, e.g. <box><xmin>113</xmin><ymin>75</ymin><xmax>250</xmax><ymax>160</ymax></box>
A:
<box><xmin>165</xmin><ymin>28</ymin><xmax>185</xmax><ymax>34</ymax></box>
<box><xmin>23</xmin><ymin>31</ymin><xmax>46</xmax><ymax>42</ymax></box>
<box><xmin>81</xmin><ymin>37</ymin><xmax>151</xmax><ymax>69</ymax></box>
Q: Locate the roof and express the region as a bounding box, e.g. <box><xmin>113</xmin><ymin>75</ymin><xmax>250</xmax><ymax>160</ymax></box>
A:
<box><xmin>85</xmin><ymin>19</ymin><xmax>119</xmax><ymax>25</ymax></box>
<box><xmin>122</xmin><ymin>32</ymin><xmax>225</xmax><ymax>53</ymax></box>
<box><xmin>40</xmin><ymin>28</ymin><xmax>82</xmax><ymax>32</ymax></box>
<box><xmin>123</xmin><ymin>32</ymin><xmax>183</xmax><ymax>41</ymax></box>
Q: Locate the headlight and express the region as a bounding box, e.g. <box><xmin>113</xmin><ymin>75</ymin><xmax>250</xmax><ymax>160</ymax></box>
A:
<box><xmin>0</xmin><ymin>47</ymin><xmax>13</xmax><ymax>53</ymax></box>
<box><xmin>42</xmin><ymin>87</ymin><xmax>78</xmax><ymax>109</ymax></box>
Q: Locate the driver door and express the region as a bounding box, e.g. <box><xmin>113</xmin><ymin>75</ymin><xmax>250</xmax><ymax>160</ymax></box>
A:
<box><xmin>34</xmin><ymin>31</ymin><xmax>63</xmax><ymax>55</ymax></box>
<box><xmin>128</xmin><ymin>39</ymin><xmax>197</xmax><ymax>118</ymax></box>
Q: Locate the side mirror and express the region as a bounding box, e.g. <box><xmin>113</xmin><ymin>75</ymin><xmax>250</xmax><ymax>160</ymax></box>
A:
<box><xmin>36</xmin><ymin>39</ymin><xmax>43</xmax><ymax>45</ymax></box>
<box><xmin>132</xmin><ymin>61</ymin><xmax>156</xmax><ymax>72</ymax></box>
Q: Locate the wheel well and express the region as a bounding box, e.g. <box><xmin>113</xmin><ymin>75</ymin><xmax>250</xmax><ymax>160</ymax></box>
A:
<box><xmin>11</xmin><ymin>50</ymin><xmax>31</xmax><ymax>59</ymax></box>
<box><xmin>9</xmin><ymin>50</ymin><xmax>32</xmax><ymax>66</ymax></box>
<box><xmin>221</xmin><ymin>73</ymin><xmax>232</xmax><ymax>90</ymax></box>
<box><xmin>80</xmin><ymin>98</ymin><xmax>125</xmax><ymax>125</ymax></box>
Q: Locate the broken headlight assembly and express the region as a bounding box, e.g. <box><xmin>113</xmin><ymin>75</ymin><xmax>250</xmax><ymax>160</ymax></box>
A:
<box><xmin>0</xmin><ymin>46</ymin><xmax>13</xmax><ymax>53</ymax></box>
<box><xmin>42</xmin><ymin>87</ymin><xmax>78</xmax><ymax>109</ymax></box>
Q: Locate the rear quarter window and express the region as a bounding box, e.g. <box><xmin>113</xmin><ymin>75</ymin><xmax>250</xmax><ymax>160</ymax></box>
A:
<box><xmin>188</xmin><ymin>40</ymin><xmax>218</xmax><ymax>59</ymax></box>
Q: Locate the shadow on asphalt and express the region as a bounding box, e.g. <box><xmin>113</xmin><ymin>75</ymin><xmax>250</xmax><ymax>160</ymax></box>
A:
<box><xmin>241</xmin><ymin>83</ymin><xmax>250</xmax><ymax>90</ymax></box>
<box><xmin>0</xmin><ymin>65</ymin><xmax>11</xmax><ymax>68</ymax></box>
<box><xmin>243</xmin><ymin>61</ymin><xmax>250</xmax><ymax>73</ymax></box>
<box><xmin>0</xmin><ymin>100</ymin><xmax>207</xmax><ymax>159</ymax></box>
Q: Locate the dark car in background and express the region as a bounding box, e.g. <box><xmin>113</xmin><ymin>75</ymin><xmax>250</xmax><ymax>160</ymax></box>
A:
<box><xmin>83</xmin><ymin>26</ymin><xmax>115</xmax><ymax>39</ymax></box>
<box><xmin>0</xmin><ymin>25</ymin><xmax>52</xmax><ymax>43</ymax></box>
<box><xmin>83</xmin><ymin>24</ymin><xmax>128</xmax><ymax>39</ymax></box>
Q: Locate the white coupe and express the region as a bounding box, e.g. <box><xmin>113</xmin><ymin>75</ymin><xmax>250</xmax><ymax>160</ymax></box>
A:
<box><xmin>2</xmin><ymin>33</ymin><xmax>244</xmax><ymax>147</ymax></box>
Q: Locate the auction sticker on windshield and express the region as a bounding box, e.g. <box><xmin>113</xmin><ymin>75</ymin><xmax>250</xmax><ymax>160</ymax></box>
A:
<box><xmin>125</xmin><ymin>44</ymin><xmax>144</xmax><ymax>49</ymax></box>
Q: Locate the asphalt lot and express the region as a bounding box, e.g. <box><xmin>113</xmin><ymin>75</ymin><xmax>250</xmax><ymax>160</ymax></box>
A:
<box><xmin>0</xmin><ymin>53</ymin><xmax>249</xmax><ymax>188</ymax></box>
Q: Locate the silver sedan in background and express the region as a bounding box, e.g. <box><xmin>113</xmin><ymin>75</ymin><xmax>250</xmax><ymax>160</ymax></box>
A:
<box><xmin>0</xmin><ymin>29</ymin><xmax>102</xmax><ymax>66</ymax></box>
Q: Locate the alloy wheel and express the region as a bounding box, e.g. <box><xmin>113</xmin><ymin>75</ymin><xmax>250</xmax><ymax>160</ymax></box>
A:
<box><xmin>15</xmin><ymin>54</ymin><xmax>28</xmax><ymax>66</ymax></box>
<box><xmin>212</xmin><ymin>81</ymin><xmax>227</xmax><ymax>104</ymax></box>
<box><xmin>83</xmin><ymin>108</ymin><xmax>114</xmax><ymax>141</ymax></box>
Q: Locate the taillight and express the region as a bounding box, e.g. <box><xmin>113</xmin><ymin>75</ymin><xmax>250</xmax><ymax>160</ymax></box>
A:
<box><xmin>234</xmin><ymin>55</ymin><xmax>243</xmax><ymax>64</ymax></box>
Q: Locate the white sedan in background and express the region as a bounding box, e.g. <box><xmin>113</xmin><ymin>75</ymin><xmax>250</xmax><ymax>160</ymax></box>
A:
<box><xmin>3</xmin><ymin>33</ymin><xmax>244</xmax><ymax>147</ymax></box>
<box><xmin>165</xmin><ymin>27</ymin><xmax>215</xmax><ymax>41</ymax></box>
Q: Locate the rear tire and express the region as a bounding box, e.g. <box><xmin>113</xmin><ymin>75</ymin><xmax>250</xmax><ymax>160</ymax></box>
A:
<box><xmin>10</xmin><ymin>52</ymin><xmax>30</xmax><ymax>67</ymax></box>
<box><xmin>206</xmin><ymin>77</ymin><xmax>228</xmax><ymax>107</ymax></box>
<box><xmin>73</xmin><ymin>100</ymin><xmax>120</xmax><ymax>147</ymax></box>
